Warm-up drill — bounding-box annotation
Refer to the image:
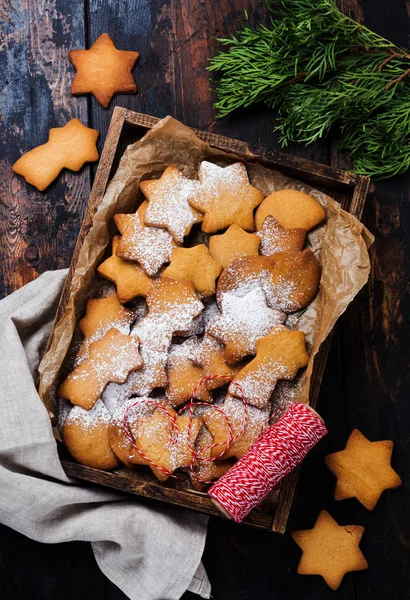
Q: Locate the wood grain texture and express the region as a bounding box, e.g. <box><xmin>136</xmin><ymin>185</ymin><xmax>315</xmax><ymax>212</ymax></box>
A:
<box><xmin>0</xmin><ymin>0</ymin><xmax>91</xmax><ymax>296</ymax></box>
<box><xmin>1</xmin><ymin>0</ymin><xmax>410</xmax><ymax>599</ymax></box>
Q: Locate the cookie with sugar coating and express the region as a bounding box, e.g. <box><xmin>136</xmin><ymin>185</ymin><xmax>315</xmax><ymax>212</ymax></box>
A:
<box><xmin>64</xmin><ymin>400</ymin><xmax>120</xmax><ymax>470</ymax></box>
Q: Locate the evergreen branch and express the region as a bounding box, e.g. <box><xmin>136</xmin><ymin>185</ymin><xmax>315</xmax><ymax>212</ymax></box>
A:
<box><xmin>208</xmin><ymin>0</ymin><xmax>410</xmax><ymax>179</ymax></box>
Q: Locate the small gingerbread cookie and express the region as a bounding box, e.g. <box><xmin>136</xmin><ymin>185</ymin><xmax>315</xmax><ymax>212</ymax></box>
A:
<box><xmin>325</xmin><ymin>429</ymin><xmax>402</xmax><ymax>510</ymax></box>
<box><xmin>229</xmin><ymin>325</ymin><xmax>309</xmax><ymax>408</ymax></box>
<box><xmin>140</xmin><ymin>165</ymin><xmax>203</xmax><ymax>244</ymax></box>
<box><xmin>129</xmin><ymin>403</ymin><xmax>202</xmax><ymax>481</ymax></box>
<box><xmin>166</xmin><ymin>339</ymin><xmax>211</xmax><ymax>407</ymax></box>
<box><xmin>208</xmin><ymin>285</ymin><xmax>286</xmax><ymax>364</ymax></box>
<box><xmin>292</xmin><ymin>510</ymin><xmax>368</xmax><ymax>590</ymax></box>
<box><xmin>64</xmin><ymin>400</ymin><xmax>120</xmax><ymax>470</ymax></box>
<box><xmin>190</xmin><ymin>334</ymin><xmax>241</xmax><ymax>390</ymax></box>
<box><xmin>97</xmin><ymin>236</ymin><xmax>154</xmax><ymax>303</ymax></box>
<box><xmin>69</xmin><ymin>33</ymin><xmax>139</xmax><ymax>108</ymax></box>
<box><xmin>257</xmin><ymin>216</ymin><xmax>306</xmax><ymax>256</ymax></box>
<box><xmin>215</xmin><ymin>255</ymin><xmax>276</xmax><ymax>305</ymax></box>
<box><xmin>266</xmin><ymin>249</ymin><xmax>321</xmax><ymax>312</ymax></box>
<box><xmin>75</xmin><ymin>293</ymin><xmax>134</xmax><ymax>364</ymax></box>
<box><xmin>162</xmin><ymin>244</ymin><xmax>222</xmax><ymax>298</ymax></box>
<box><xmin>209</xmin><ymin>224</ymin><xmax>260</xmax><ymax>269</ymax></box>
<box><xmin>190</xmin><ymin>425</ymin><xmax>233</xmax><ymax>490</ymax></box>
<box><xmin>115</xmin><ymin>201</ymin><xmax>176</xmax><ymax>277</ymax></box>
<box><xmin>12</xmin><ymin>119</ymin><xmax>99</xmax><ymax>191</ymax></box>
<box><xmin>255</xmin><ymin>189</ymin><xmax>325</xmax><ymax>231</ymax></box>
<box><xmin>188</xmin><ymin>161</ymin><xmax>264</xmax><ymax>233</ymax></box>
<box><xmin>108</xmin><ymin>398</ymin><xmax>152</xmax><ymax>468</ymax></box>
<box><xmin>59</xmin><ymin>329</ymin><xmax>143</xmax><ymax>410</ymax></box>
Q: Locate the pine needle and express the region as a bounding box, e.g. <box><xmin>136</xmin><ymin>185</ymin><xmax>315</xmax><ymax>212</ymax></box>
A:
<box><xmin>209</xmin><ymin>0</ymin><xmax>410</xmax><ymax>180</ymax></box>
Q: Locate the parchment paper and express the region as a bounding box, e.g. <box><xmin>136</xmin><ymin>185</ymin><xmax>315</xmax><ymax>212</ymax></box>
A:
<box><xmin>39</xmin><ymin>115</ymin><xmax>374</xmax><ymax>422</ymax></box>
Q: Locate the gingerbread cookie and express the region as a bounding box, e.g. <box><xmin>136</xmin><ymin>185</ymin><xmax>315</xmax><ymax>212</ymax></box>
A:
<box><xmin>257</xmin><ymin>216</ymin><xmax>306</xmax><ymax>256</ymax></box>
<box><xmin>188</xmin><ymin>161</ymin><xmax>264</xmax><ymax>233</ymax></box>
<box><xmin>12</xmin><ymin>119</ymin><xmax>99</xmax><ymax>191</ymax></box>
<box><xmin>64</xmin><ymin>400</ymin><xmax>120</xmax><ymax>470</ymax></box>
<box><xmin>255</xmin><ymin>189</ymin><xmax>325</xmax><ymax>231</ymax></box>
<box><xmin>201</xmin><ymin>395</ymin><xmax>270</xmax><ymax>460</ymax></box>
<box><xmin>292</xmin><ymin>510</ymin><xmax>368</xmax><ymax>590</ymax></box>
<box><xmin>325</xmin><ymin>429</ymin><xmax>402</xmax><ymax>510</ymax></box>
<box><xmin>162</xmin><ymin>244</ymin><xmax>222</xmax><ymax>298</ymax></box>
<box><xmin>140</xmin><ymin>165</ymin><xmax>203</xmax><ymax>244</ymax></box>
<box><xmin>59</xmin><ymin>329</ymin><xmax>143</xmax><ymax>410</ymax></box>
<box><xmin>208</xmin><ymin>285</ymin><xmax>286</xmax><ymax>364</ymax></box>
<box><xmin>190</xmin><ymin>425</ymin><xmax>233</xmax><ymax>490</ymax></box>
<box><xmin>129</xmin><ymin>403</ymin><xmax>202</xmax><ymax>481</ymax></box>
<box><xmin>190</xmin><ymin>334</ymin><xmax>241</xmax><ymax>390</ymax></box>
<box><xmin>108</xmin><ymin>398</ymin><xmax>152</xmax><ymax>468</ymax></box>
<box><xmin>69</xmin><ymin>33</ymin><xmax>139</xmax><ymax>108</ymax></box>
<box><xmin>75</xmin><ymin>293</ymin><xmax>134</xmax><ymax>364</ymax></box>
<box><xmin>166</xmin><ymin>339</ymin><xmax>211</xmax><ymax>407</ymax></box>
<box><xmin>209</xmin><ymin>224</ymin><xmax>260</xmax><ymax>269</ymax></box>
<box><xmin>266</xmin><ymin>249</ymin><xmax>321</xmax><ymax>312</ymax></box>
<box><xmin>115</xmin><ymin>201</ymin><xmax>176</xmax><ymax>277</ymax></box>
<box><xmin>215</xmin><ymin>255</ymin><xmax>277</xmax><ymax>305</ymax></box>
<box><xmin>97</xmin><ymin>236</ymin><xmax>154</xmax><ymax>303</ymax></box>
<box><xmin>229</xmin><ymin>325</ymin><xmax>309</xmax><ymax>408</ymax></box>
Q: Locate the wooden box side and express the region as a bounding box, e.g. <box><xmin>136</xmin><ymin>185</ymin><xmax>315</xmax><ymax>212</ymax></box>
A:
<box><xmin>47</xmin><ymin>107</ymin><xmax>370</xmax><ymax>533</ymax></box>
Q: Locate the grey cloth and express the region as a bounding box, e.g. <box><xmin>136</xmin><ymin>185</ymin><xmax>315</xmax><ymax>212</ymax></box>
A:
<box><xmin>0</xmin><ymin>270</ymin><xmax>210</xmax><ymax>600</ymax></box>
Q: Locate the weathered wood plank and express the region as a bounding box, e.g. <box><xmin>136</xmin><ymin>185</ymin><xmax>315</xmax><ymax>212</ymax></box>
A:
<box><xmin>0</xmin><ymin>0</ymin><xmax>91</xmax><ymax>297</ymax></box>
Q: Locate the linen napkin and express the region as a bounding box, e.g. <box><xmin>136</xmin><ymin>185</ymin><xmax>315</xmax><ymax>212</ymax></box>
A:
<box><xmin>0</xmin><ymin>269</ymin><xmax>210</xmax><ymax>600</ymax></box>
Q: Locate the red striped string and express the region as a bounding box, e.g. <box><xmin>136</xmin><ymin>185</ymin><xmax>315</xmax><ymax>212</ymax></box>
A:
<box><xmin>208</xmin><ymin>402</ymin><xmax>328</xmax><ymax>523</ymax></box>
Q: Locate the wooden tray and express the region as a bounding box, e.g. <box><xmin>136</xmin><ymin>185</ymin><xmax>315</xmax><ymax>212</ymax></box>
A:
<box><xmin>49</xmin><ymin>108</ymin><xmax>370</xmax><ymax>534</ymax></box>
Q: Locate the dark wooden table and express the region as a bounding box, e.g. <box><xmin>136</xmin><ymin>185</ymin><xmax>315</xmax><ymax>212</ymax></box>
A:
<box><xmin>1</xmin><ymin>0</ymin><xmax>409</xmax><ymax>598</ymax></box>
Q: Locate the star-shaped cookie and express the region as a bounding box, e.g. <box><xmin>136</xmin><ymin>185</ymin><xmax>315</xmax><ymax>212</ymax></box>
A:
<box><xmin>257</xmin><ymin>216</ymin><xmax>306</xmax><ymax>256</ymax></box>
<box><xmin>325</xmin><ymin>429</ymin><xmax>402</xmax><ymax>510</ymax></box>
<box><xmin>140</xmin><ymin>165</ymin><xmax>203</xmax><ymax>243</ymax></box>
<box><xmin>12</xmin><ymin>119</ymin><xmax>99</xmax><ymax>191</ymax></box>
<box><xmin>162</xmin><ymin>244</ymin><xmax>222</xmax><ymax>298</ymax></box>
<box><xmin>188</xmin><ymin>161</ymin><xmax>264</xmax><ymax>233</ymax></box>
<box><xmin>208</xmin><ymin>286</ymin><xmax>286</xmax><ymax>364</ymax></box>
<box><xmin>97</xmin><ymin>236</ymin><xmax>154</xmax><ymax>303</ymax></box>
<box><xmin>229</xmin><ymin>325</ymin><xmax>309</xmax><ymax>408</ymax></box>
<box><xmin>209</xmin><ymin>224</ymin><xmax>261</xmax><ymax>269</ymax></box>
<box><xmin>115</xmin><ymin>201</ymin><xmax>176</xmax><ymax>277</ymax></box>
<box><xmin>59</xmin><ymin>329</ymin><xmax>143</xmax><ymax>410</ymax></box>
<box><xmin>130</xmin><ymin>405</ymin><xmax>202</xmax><ymax>481</ymax></box>
<box><xmin>291</xmin><ymin>511</ymin><xmax>368</xmax><ymax>590</ymax></box>
<box><xmin>69</xmin><ymin>33</ymin><xmax>139</xmax><ymax>108</ymax></box>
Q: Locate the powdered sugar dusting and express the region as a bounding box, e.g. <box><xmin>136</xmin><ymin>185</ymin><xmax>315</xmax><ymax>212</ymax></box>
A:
<box><xmin>65</xmin><ymin>399</ymin><xmax>112</xmax><ymax>431</ymax></box>
<box><xmin>143</xmin><ymin>167</ymin><xmax>202</xmax><ymax>244</ymax></box>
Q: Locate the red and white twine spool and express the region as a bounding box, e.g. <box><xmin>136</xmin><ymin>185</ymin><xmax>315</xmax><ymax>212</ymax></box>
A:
<box><xmin>208</xmin><ymin>402</ymin><xmax>328</xmax><ymax>523</ymax></box>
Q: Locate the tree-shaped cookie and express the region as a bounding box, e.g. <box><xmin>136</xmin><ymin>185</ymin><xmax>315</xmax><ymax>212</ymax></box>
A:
<box><xmin>75</xmin><ymin>293</ymin><xmax>134</xmax><ymax>364</ymax></box>
<box><xmin>325</xmin><ymin>429</ymin><xmax>402</xmax><ymax>510</ymax></box>
<box><xmin>257</xmin><ymin>216</ymin><xmax>306</xmax><ymax>256</ymax></box>
<box><xmin>115</xmin><ymin>201</ymin><xmax>176</xmax><ymax>277</ymax></box>
<box><xmin>291</xmin><ymin>511</ymin><xmax>368</xmax><ymax>590</ymax></box>
<box><xmin>59</xmin><ymin>329</ymin><xmax>143</xmax><ymax>410</ymax></box>
<box><xmin>12</xmin><ymin>119</ymin><xmax>99</xmax><ymax>191</ymax></box>
<box><xmin>188</xmin><ymin>161</ymin><xmax>264</xmax><ymax>233</ymax></box>
<box><xmin>229</xmin><ymin>325</ymin><xmax>309</xmax><ymax>408</ymax></box>
<box><xmin>69</xmin><ymin>33</ymin><xmax>139</xmax><ymax>108</ymax></box>
<box><xmin>208</xmin><ymin>286</ymin><xmax>286</xmax><ymax>364</ymax></box>
<box><xmin>140</xmin><ymin>165</ymin><xmax>203</xmax><ymax>243</ymax></box>
<box><xmin>209</xmin><ymin>224</ymin><xmax>260</xmax><ymax>268</ymax></box>
<box><xmin>162</xmin><ymin>245</ymin><xmax>222</xmax><ymax>298</ymax></box>
<box><xmin>97</xmin><ymin>236</ymin><xmax>154</xmax><ymax>303</ymax></box>
<box><xmin>129</xmin><ymin>404</ymin><xmax>202</xmax><ymax>481</ymax></box>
